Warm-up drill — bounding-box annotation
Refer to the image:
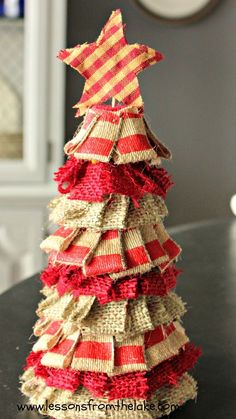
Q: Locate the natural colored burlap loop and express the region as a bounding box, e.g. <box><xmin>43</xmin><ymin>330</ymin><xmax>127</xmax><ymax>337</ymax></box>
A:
<box><xmin>34</xmin><ymin>290</ymin><xmax>185</xmax><ymax>341</ymax></box>
<box><xmin>144</xmin><ymin>117</ymin><xmax>172</xmax><ymax>161</ymax></box>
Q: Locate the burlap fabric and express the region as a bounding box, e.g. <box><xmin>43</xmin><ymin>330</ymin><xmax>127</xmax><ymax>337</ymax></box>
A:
<box><xmin>21</xmin><ymin>371</ymin><xmax>197</xmax><ymax>418</ymax></box>
<box><xmin>40</xmin><ymin>264</ymin><xmax>180</xmax><ymax>305</ymax></box>
<box><xmin>35</xmin><ymin>290</ymin><xmax>185</xmax><ymax>340</ymax></box>
<box><xmin>48</xmin><ymin>194</ymin><xmax>168</xmax><ymax>230</ymax></box>
<box><xmin>28</xmin><ymin>287</ymin><xmax>188</xmax><ymax>376</ymax></box>
<box><xmin>54</xmin><ymin>158</ymin><xmax>172</xmax><ymax>202</ymax></box>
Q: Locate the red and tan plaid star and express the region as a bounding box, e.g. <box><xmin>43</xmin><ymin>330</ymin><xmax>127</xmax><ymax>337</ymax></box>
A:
<box><xmin>58</xmin><ymin>9</ymin><xmax>163</xmax><ymax>116</ymax></box>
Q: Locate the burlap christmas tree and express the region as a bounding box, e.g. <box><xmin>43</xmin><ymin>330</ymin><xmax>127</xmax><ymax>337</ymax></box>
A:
<box><xmin>21</xmin><ymin>10</ymin><xmax>201</xmax><ymax>418</ymax></box>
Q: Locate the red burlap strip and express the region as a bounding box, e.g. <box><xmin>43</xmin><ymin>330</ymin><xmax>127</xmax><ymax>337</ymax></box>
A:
<box><xmin>25</xmin><ymin>342</ymin><xmax>201</xmax><ymax>400</ymax></box>
<box><xmin>54</xmin><ymin>157</ymin><xmax>173</xmax><ymax>203</ymax></box>
<box><xmin>40</xmin><ymin>265</ymin><xmax>180</xmax><ymax>304</ymax></box>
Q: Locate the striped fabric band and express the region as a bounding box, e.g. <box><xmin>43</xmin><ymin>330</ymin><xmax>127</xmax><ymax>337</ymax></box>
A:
<box><xmin>64</xmin><ymin>105</ymin><xmax>169</xmax><ymax>165</ymax></box>
<box><xmin>32</xmin><ymin>320</ymin><xmax>188</xmax><ymax>374</ymax></box>
<box><xmin>41</xmin><ymin>223</ymin><xmax>180</xmax><ymax>277</ymax></box>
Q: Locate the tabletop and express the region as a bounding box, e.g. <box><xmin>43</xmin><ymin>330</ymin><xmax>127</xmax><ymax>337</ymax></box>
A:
<box><xmin>1</xmin><ymin>218</ymin><xmax>236</xmax><ymax>418</ymax></box>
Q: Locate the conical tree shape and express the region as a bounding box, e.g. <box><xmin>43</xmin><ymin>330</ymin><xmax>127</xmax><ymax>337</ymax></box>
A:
<box><xmin>21</xmin><ymin>104</ymin><xmax>201</xmax><ymax>418</ymax></box>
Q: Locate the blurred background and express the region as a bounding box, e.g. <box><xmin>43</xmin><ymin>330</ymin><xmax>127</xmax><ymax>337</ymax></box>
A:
<box><xmin>0</xmin><ymin>0</ymin><xmax>235</xmax><ymax>293</ymax></box>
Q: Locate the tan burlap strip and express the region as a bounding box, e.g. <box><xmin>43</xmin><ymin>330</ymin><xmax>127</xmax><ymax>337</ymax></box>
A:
<box><xmin>112</xmin><ymin>115</ymin><xmax>160</xmax><ymax>165</ymax></box>
<box><xmin>79</xmin><ymin>292</ymin><xmax>185</xmax><ymax>341</ymax></box>
<box><xmin>124</xmin><ymin>296</ymin><xmax>153</xmax><ymax>338</ymax></box>
<box><xmin>64</xmin><ymin>112</ymin><xmax>100</xmax><ymax>156</ymax></box>
<box><xmin>70</xmin><ymin>334</ymin><xmax>115</xmax><ymax>373</ymax></box>
<box><xmin>49</xmin><ymin>197</ymin><xmax>108</xmax><ymax>229</ymax></box>
<box><xmin>75</xmin><ymin>117</ymin><xmax>124</xmax><ymax>163</ymax></box>
<box><xmin>80</xmin><ymin>299</ymin><xmax>128</xmax><ymax>335</ymax></box>
<box><xmin>36</xmin><ymin>292</ymin><xmax>95</xmax><ymax>323</ymax></box>
<box><xmin>113</xmin><ymin>148</ymin><xmax>160</xmax><ymax>166</ymax></box>
<box><xmin>40</xmin><ymin>228</ymin><xmax>79</xmax><ymax>252</ymax></box>
<box><xmin>36</xmin><ymin>292</ymin><xmax>76</xmax><ymax>320</ymax></box>
<box><xmin>41</xmin><ymin>331</ymin><xmax>81</xmax><ymax>369</ymax></box>
<box><xmin>48</xmin><ymin>194</ymin><xmax>167</xmax><ymax>231</ymax></box>
<box><xmin>147</xmin><ymin>293</ymin><xmax>186</xmax><ymax>327</ymax></box>
<box><xmin>21</xmin><ymin>369</ymin><xmax>57</xmax><ymax>408</ymax></box>
<box><xmin>20</xmin><ymin>371</ymin><xmax>197</xmax><ymax>418</ymax></box>
<box><xmin>127</xmin><ymin>195</ymin><xmax>168</xmax><ymax>228</ymax></box>
<box><xmin>121</xmin><ymin>293</ymin><xmax>185</xmax><ymax>341</ymax></box>
<box><xmin>145</xmin><ymin>322</ymin><xmax>189</xmax><ymax>369</ymax></box>
<box><xmin>111</xmin><ymin>335</ymin><xmax>146</xmax><ymax>375</ymax></box>
<box><xmin>143</xmin><ymin>117</ymin><xmax>172</xmax><ymax>161</ymax></box>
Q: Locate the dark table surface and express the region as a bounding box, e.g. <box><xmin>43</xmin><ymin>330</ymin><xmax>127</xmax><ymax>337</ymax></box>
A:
<box><xmin>1</xmin><ymin>218</ymin><xmax>236</xmax><ymax>419</ymax></box>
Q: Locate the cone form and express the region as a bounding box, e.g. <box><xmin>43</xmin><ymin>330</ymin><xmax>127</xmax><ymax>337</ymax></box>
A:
<box><xmin>20</xmin><ymin>104</ymin><xmax>201</xmax><ymax>417</ymax></box>
<box><xmin>20</xmin><ymin>10</ymin><xmax>201</xmax><ymax>418</ymax></box>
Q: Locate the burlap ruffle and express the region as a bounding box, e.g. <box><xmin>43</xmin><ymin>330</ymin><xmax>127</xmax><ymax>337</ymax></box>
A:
<box><xmin>35</xmin><ymin>290</ymin><xmax>186</xmax><ymax>340</ymax></box>
<box><xmin>40</xmin><ymin>223</ymin><xmax>181</xmax><ymax>278</ymax></box>
<box><xmin>40</xmin><ymin>265</ymin><xmax>180</xmax><ymax>305</ymax></box>
<box><xmin>54</xmin><ymin>158</ymin><xmax>172</xmax><ymax>203</ymax></box>
<box><xmin>21</xmin><ymin>370</ymin><xmax>197</xmax><ymax>418</ymax></box>
<box><xmin>63</xmin><ymin>106</ymin><xmax>171</xmax><ymax>166</ymax></box>
<box><xmin>48</xmin><ymin>194</ymin><xmax>168</xmax><ymax>230</ymax></box>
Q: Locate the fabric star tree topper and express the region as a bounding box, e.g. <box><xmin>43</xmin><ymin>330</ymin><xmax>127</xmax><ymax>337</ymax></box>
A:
<box><xmin>58</xmin><ymin>9</ymin><xmax>163</xmax><ymax>116</ymax></box>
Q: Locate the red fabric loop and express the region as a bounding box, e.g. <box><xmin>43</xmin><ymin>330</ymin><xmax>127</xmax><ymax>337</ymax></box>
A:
<box><xmin>40</xmin><ymin>265</ymin><xmax>180</xmax><ymax>304</ymax></box>
<box><xmin>54</xmin><ymin>157</ymin><xmax>173</xmax><ymax>202</ymax></box>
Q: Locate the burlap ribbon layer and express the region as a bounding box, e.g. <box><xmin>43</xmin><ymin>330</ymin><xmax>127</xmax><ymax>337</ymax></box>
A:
<box><xmin>40</xmin><ymin>265</ymin><xmax>180</xmax><ymax>305</ymax></box>
<box><xmin>32</xmin><ymin>320</ymin><xmax>188</xmax><ymax>374</ymax></box>
<box><xmin>49</xmin><ymin>194</ymin><xmax>168</xmax><ymax>230</ymax></box>
<box><xmin>54</xmin><ymin>157</ymin><xmax>172</xmax><ymax>203</ymax></box>
<box><xmin>64</xmin><ymin>106</ymin><xmax>171</xmax><ymax>166</ymax></box>
<box><xmin>40</xmin><ymin>223</ymin><xmax>181</xmax><ymax>278</ymax></box>
<box><xmin>35</xmin><ymin>290</ymin><xmax>186</xmax><ymax>340</ymax></box>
